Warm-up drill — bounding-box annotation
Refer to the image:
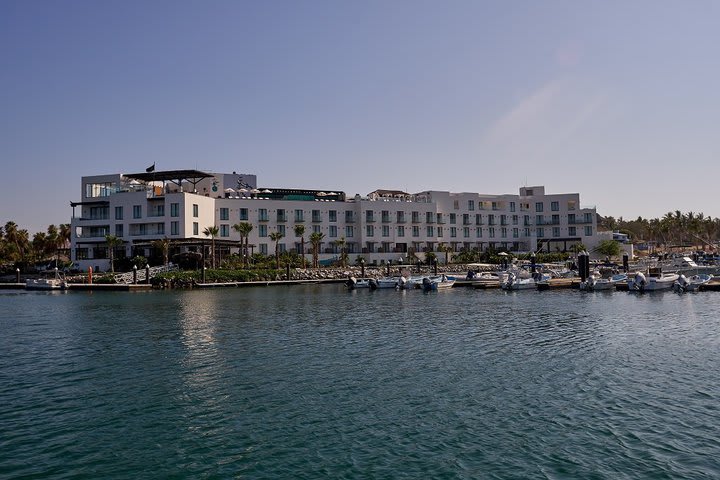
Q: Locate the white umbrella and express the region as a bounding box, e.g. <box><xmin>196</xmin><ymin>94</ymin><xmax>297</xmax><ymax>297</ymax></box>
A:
<box><xmin>327</xmin><ymin>192</ymin><xmax>337</xmax><ymax>195</ymax></box>
<box><xmin>238</xmin><ymin>188</ymin><xmax>248</xmax><ymax>193</ymax></box>
<box><xmin>251</xmin><ymin>188</ymin><xmax>261</xmax><ymax>193</ymax></box>
<box><xmin>317</xmin><ymin>191</ymin><xmax>327</xmax><ymax>196</ymax></box>
<box><xmin>262</xmin><ymin>189</ymin><xmax>272</xmax><ymax>193</ymax></box>
<box><xmin>224</xmin><ymin>187</ymin><xmax>235</xmax><ymax>193</ymax></box>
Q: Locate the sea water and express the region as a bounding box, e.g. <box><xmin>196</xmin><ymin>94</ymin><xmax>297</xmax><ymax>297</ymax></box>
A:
<box><xmin>1</xmin><ymin>286</ymin><xmax>719</xmax><ymax>478</ymax></box>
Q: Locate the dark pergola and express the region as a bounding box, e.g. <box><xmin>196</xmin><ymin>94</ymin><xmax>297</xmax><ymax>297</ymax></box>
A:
<box><xmin>123</xmin><ymin>169</ymin><xmax>214</xmax><ymax>192</ymax></box>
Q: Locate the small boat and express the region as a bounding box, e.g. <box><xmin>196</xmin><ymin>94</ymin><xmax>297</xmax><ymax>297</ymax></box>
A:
<box><xmin>501</xmin><ymin>272</ymin><xmax>550</xmax><ymax>290</ymax></box>
<box><xmin>26</xmin><ymin>275</ymin><xmax>68</xmax><ymax>290</ymax></box>
<box><xmin>369</xmin><ymin>277</ymin><xmax>401</xmax><ymax>290</ymax></box>
<box><xmin>420</xmin><ymin>274</ymin><xmax>456</xmax><ymax>291</ymax></box>
<box><xmin>345</xmin><ymin>277</ymin><xmax>372</xmax><ymax>289</ymax></box>
<box><xmin>627</xmin><ymin>271</ymin><xmax>679</xmax><ymax>292</ymax></box>
<box><xmin>579</xmin><ymin>273</ymin><xmax>627</xmax><ymax>291</ymax></box>
<box><xmin>673</xmin><ymin>273</ymin><xmax>712</xmax><ymax>292</ymax></box>
<box><xmin>398</xmin><ymin>275</ymin><xmax>424</xmax><ymax>290</ymax></box>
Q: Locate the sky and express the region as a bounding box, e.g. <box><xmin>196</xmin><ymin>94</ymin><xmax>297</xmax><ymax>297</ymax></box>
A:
<box><xmin>2</xmin><ymin>0</ymin><xmax>720</xmax><ymax>234</ymax></box>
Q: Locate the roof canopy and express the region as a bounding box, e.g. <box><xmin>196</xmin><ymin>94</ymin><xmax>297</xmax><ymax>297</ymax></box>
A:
<box><xmin>123</xmin><ymin>169</ymin><xmax>214</xmax><ymax>184</ymax></box>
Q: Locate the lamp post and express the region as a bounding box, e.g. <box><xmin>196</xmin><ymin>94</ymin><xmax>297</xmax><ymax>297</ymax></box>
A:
<box><xmin>16</xmin><ymin>267</ymin><xmax>20</xmax><ymax>284</ymax></box>
<box><xmin>202</xmin><ymin>266</ymin><xmax>207</xmax><ymax>284</ymax></box>
<box><xmin>145</xmin><ymin>264</ymin><xmax>150</xmax><ymax>284</ymax></box>
<box><xmin>360</xmin><ymin>258</ymin><xmax>365</xmax><ymax>277</ymax></box>
<box><xmin>133</xmin><ymin>265</ymin><xmax>137</xmax><ymax>284</ymax></box>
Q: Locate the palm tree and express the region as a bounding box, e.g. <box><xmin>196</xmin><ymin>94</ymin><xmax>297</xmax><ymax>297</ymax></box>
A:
<box><xmin>309</xmin><ymin>232</ymin><xmax>325</xmax><ymax>268</ymax></box>
<box><xmin>105</xmin><ymin>234</ymin><xmax>124</xmax><ymax>273</ymax></box>
<box><xmin>233</xmin><ymin>222</ymin><xmax>253</xmax><ymax>267</ymax></box>
<box><xmin>203</xmin><ymin>225</ymin><xmax>219</xmax><ymax>268</ymax></box>
<box><xmin>58</xmin><ymin>223</ymin><xmax>71</xmax><ymax>260</ymax></box>
<box><xmin>269</xmin><ymin>231</ymin><xmax>284</xmax><ymax>269</ymax></box>
<box><xmin>294</xmin><ymin>224</ymin><xmax>306</xmax><ymax>268</ymax></box>
<box><xmin>333</xmin><ymin>237</ymin><xmax>347</xmax><ymax>267</ymax></box>
<box><xmin>437</xmin><ymin>242</ymin><xmax>452</xmax><ymax>264</ymax></box>
<box><xmin>152</xmin><ymin>237</ymin><xmax>171</xmax><ymax>266</ymax></box>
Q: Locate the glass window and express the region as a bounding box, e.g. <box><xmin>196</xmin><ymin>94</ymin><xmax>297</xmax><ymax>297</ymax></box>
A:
<box><xmin>382</xmin><ymin>225</ymin><xmax>390</xmax><ymax>237</ymax></box>
<box><xmin>192</xmin><ymin>204</ymin><xmax>199</xmax><ymax>217</ymax></box>
<box><xmin>171</xmin><ymin>221</ymin><xmax>179</xmax><ymax>235</ymax></box>
<box><xmin>220</xmin><ymin>208</ymin><xmax>229</xmax><ymax>221</ymax></box>
<box><xmin>450</xmin><ymin>227</ymin><xmax>457</xmax><ymax>238</ymax></box>
<box><xmin>551</xmin><ymin>201</ymin><xmax>559</xmax><ymax>211</ymax></box>
<box><xmin>398</xmin><ymin>226</ymin><xmax>405</xmax><ymax>237</ymax></box>
<box><xmin>192</xmin><ymin>222</ymin><xmax>199</xmax><ymax>235</ymax></box>
<box><xmin>329</xmin><ymin>210</ymin><xmax>337</xmax><ymax>222</ymax></box>
<box><xmin>239</xmin><ymin>208</ymin><xmax>248</xmax><ymax>220</ymax></box>
<box><xmin>259</xmin><ymin>225</ymin><xmax>267</xmax><ymax>237</ymax></box>
<box><xmin>115</xmin><ymin>224</ymin><xmax>123</xmax><ymax>237</ymax></box>
<box><xmin>329</xmin><ymin>225</ymin><xmax>337</xmax><ymax>237</ymax></box>
<box><xmin>345</xmin><ymin>226</ymin><xmax>354</xmax><ymax>237</ymax></box>
<box><xmin>170</xmin><ymin>203</ymin><xmax>179</xmax><ymax>217</ymax></box>
<box><xmin>584</xmin><ymin>226</ymin><xmax>593</xmax><ymax>236</ymax></box>
<box><xmin>468</xmin><ymin>200</ymin><xmax>475</xmax><ymax>211</ymax></box>
<box><xmin>366</xmin><ymin>225</ymin><xmax>374</xmax><ymax>236</ymax></box>
<box><xmin>115</xmin><ymin>206</ymin><xmax>123</xmax><ymax>220</ymax></box>
<box><xmin>535</xmin><ymin>202</ymin><xmax>543</xmax><ymax>212</ymax></box>
<box><xmin>133</xmin><ymin>205</ymin><xmax>142</xmax><ymax>219</ymax></box>
<box><xmin>278</xmin><ymin>224</ymin><xmax>286</xmax><ymax>236</ymax></box>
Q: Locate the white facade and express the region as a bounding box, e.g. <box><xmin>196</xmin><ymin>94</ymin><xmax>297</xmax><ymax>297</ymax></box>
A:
<box><xmin>70</xmin><ymin>170</ymin><xmax>600</xmax><ymax>272</ymax></box>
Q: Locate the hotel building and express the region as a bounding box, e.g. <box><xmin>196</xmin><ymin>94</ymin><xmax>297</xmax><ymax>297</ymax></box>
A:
<box><xmin>70</xmin><ymin>169</ymin><xmax>599</xmax><ymax>272</ymax></box>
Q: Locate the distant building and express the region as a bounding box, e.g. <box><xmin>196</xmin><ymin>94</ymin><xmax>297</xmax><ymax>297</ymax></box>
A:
<box><xmin>70</xmin><ymin>170</ymin><xmax>600</xmax><ymax>271</ymax></box>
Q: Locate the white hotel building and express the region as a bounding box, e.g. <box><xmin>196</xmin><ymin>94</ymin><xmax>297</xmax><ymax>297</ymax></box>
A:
<box><xmin>70</xmin><ymin>169</ymin><xmax>600</xmax><ymax>272</ymax></box>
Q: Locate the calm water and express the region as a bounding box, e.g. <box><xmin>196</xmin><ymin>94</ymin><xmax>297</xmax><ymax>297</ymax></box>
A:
<box><xmin>1</xmin><ymin>285</ymin><xmax>719</xmax><ymax>479</ymax></box>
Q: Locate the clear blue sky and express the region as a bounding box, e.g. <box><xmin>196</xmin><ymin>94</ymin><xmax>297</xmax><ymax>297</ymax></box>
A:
<box><xmin>2</xmin><ymin>0</ymin><xmax>720</xmax><ymax>233</ymax></box>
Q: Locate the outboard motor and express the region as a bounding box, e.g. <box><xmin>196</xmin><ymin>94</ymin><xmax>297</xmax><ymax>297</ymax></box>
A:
<box><xmin>345</xmin><ymin>276</ymin><xmax>357</xmax><ymax>289</ymax></box>
<box><xmin>674</xmin><ymin>274</ymin><xmax>688</xmax><ymax>293</ymax></box>
<box><xmin>634</xmin><ymin>272</ymin><xmax>647</xmax><ymax>292</ymax></box>
<box><xmin>422</xmin><ymin>277</ymin><xmax>433</xmax><ymax>292</ymax></box>
<box><xmin>369</xmin><ymin>278</ymin><xmax>378</xmax><ymax>290</ymax></box>
<box><xmin>397</xmin><ymin>276</ymin><xmax>407</xmax><ymax>289</ymax></box>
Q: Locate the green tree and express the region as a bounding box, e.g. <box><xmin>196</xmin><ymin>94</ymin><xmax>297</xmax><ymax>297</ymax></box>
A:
<box><xmin>334</xmin><ymin>237</ymin><xmax>347</xmax><ymax>267</ymax></box>
<box><xmin>152</xmin><ymin>237</ymin><xmax>171</xmax><ymax>266</ymax></box>
<box><xmin>294</xmin><ymin>224</ymin><xmax>306</xmax><ymax>268</ymax></box>
<box><xmin>594</xmin><ymin>240</ymin><xmax>621</xmax><ymax>259</ymax></box>
<box><xmin>269</xmin><ymin>231</ymin><xmax>284</xmax><ymax>269</ymax></box>
<box><xmin>309</xmin><ymin>232</ymin><xmax>325</xmax><ymax>268</ymax></box>
<box><xmin>232</xmin><ymin>222</ymin><xmax>253</xmax><ymax>267</ymax></box>
<box><xmin>203</xmin><ymin>225</ymin><xmax>219</xmax><ymax>268</ymax></box>
<box><xmin>105</xmin><ymin>234</ymin><xmax>124</xmax><ymax>273</ymax></box>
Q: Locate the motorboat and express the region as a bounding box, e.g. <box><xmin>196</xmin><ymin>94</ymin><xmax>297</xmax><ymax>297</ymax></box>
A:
<box><xmin>420</xmin><ymin>274</ymin><xmax>456</xmax><ymax>292</ymax></box>
<box><xmin>345</xmin><ymin>277</ymin><xmax>372</xmax><ymax>289</ymax></box>
<box><xmin>369</xmin><ymin>277</ymin><xmax>402</xmax><ymax>290</ymax></box>
<box><xmin>627</xmin><ymin>271</ymin><xmax>679</xmax><ymax>292</ymax></box>
<box><xmin>398</xmin><ymin>275</ymin><xmax>424</xmax><ymax>290</ymax></box>
<box><xmin>673</xmin><ymin>273</ymin><xmax>712</xmax><ymax>292</ymax></box>
<box><xmin>501</xmin><ymin>272</ymin><xmax>550</xmax><ymax>290</ymax></box>
<box><xmin>579</xmin><ymin>273</ymin><xmax>627</xmax><ymax>291</ymax></box>
<box><xmin>26</xmin><ymin>276</ymin><xmax>68</xmax><ymax>290</ymax></box>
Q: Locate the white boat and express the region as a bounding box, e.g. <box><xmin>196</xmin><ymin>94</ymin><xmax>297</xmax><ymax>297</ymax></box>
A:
<box><xmin>26</xmin><ymin>277</ymin><xmax>68</xmax><ymax>290</ymax></box>
<box><xmin>627</xmin><ymin>271</ymin><xmax>679</xmax><ymax>292</ymax></box>
<box><xmin>501</xmin><ymin>272</ymin><xmax>550</xmax><ymax>290</ymax></box>
<box><xmin>420</xmin><ymin>274</ymin><xmax>456</xmax><ymax>291</ymax></box>
<box><xmin>345</xmin><ymin>277</ymin><xmax>372</xmax><ymax>289</ymax></box>
<box><xmin>673</xmin><ymin>273</ymin><xmax>712</xmax><ymax>292</ymax></box>
<box><xmin>398</xmin><ymin>275</ymin><xmax>424</xmax><ymax>290</ymax></box>
<box><xmin>369</xmin><ymin>277</ymin><xmax>401</xmax><ymax>289</ymax></box>
<box><xmin>579</xmin><ymin>273</ymin><xmax>627</xmax><ymax>291</ymax></box>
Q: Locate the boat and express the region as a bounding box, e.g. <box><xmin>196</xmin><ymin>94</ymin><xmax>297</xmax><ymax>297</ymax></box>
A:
<box><xmin>673</xmin><ymin>273</ymin><xmax>712</xmax><ymax>292</ymax></box>
<box><xmin>579</xmin><ymin>273</ymin><xmax>627</xmax><ymax>291</ymax></box>
<box><xmin>26</xmin><ymin>273</ymin><xmax>68</xmax><ymax>291</ymax></box>
<box><xmin>369</xmin><ymin>277</ymin><xmax>402</xmax><ymax>290</ymax></box>
<box><xmin>420</xmin><ymin>274</ymin><xmax>456</xmax><ymax>291</ymax></box>
<box><xmin>398</xmin><ymin>275</ymin><xmax>424</xmax><ymax>290</ymax></box>
<box><xmin>345</xmin><ymin>277</ymin><xmax>372</xmax><ymax>289</ymax></box>
<box><xmin>627</xmin><ymin>271</ymin><xmax>679</xmax><ymax>292</ymax></box>
<box><xmin>501</xmin><ymin>272</ymin><xmax>550</xmax><ymax>290</ymax></box>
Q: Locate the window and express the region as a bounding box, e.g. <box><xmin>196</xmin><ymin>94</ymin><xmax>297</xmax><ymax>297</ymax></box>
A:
<box><xmin>170</xmin><ymin>203</ymin><xmax>179</xmax><ymax>217</ymax></box>
<box><xmin>412</xmin><ymin>211</ymin><xmax>420</xmax><ymax>223</ymax></box>
<box><xmin>345</xmin><ymin>226</ymin><xmax>354</xmax><ymax>237</ymax></box>
<box><xmin>536</xmin><ymin>215</ymin><xmax>544</xmax><ymax>225</ymax></box>
<box><xmin>488</xmin><ymin>214</ymin><xmax>495</xmax><ymax>225</ymax></box>
<box><xmin>513</xmin><ymin>228</ymin><xmax>519</xmax><ymax>238</ymax></box>
<box><xmin>220</xmin><ymin>225</ymin><xmax>229</xmax><ymax>237</ymax></box>
<box><xmin>412</xmin><ymin>226</ymin><xmax>420</xmax><ymax>237</ymax></box>
<box><xmin>450</xmin><ymin>227</ymin><xmax>457</xmax><ymax>238</ymax></box>
<box><xmin>552</xmin><ymin>227</ymin><xmax>560</xmax><ymax>237</ymax></box>
<box><xmin>509</xmin><ymin>202</ymin><xmax>516</xmax><ymax>212</ymax></box>
<box><xmin>426</xmin><ymin>226</ymin><xmax>434</xmax><ymax>237</ymax></box>
<box><xmin>156</xmin><ymin>222</ymin><xmax>164</xmax><ymax>236</ymax></box>
<box><xmin>193</xmin><ymin>222</ymin><xmax>199</xmax><ymax>235</ymax></box>
<box><xmin>380</xmin><ymin>225</ymin><xmax>389</xmax><ymax>237</ymax></box>
<box><xmin>239</xmin><ymin>208</ymin><xmax>248</xmax><ymax>221</ymax></box>
<box><xmin>76</xmin><ymin>248</ymin><xmax>88</xmax><ymax>260</ymax></box>
<box><xmin>453</xmin><ymin>200</ymin><xmax>459</xmax><ymax>209</ymax></box>
<box><xmin>463</xmin><ymin>227</ymin><xmax>470</xmax><ymax>238</ymax></box>
<box><xmin>397</xmin><ymin>211</ymin><xmax>406</xmax><ymax>223</ymax></box>
<box><xmin>551</xmin><ymin>201</ymin><xmax>559</xmax><ymax>211</ymax></box>
<box><xmin>584</xmin><ymin>212</ymin><xmax>594</xmax><ymax>223</ymax></box>
<box><xmin>115</xmin><ymin>224</ymin><xmax>123</xmax><ymax>237</ymax></box>
<box><xmin>552</xmin><ymin>214</ymin><xmax>560</xmax><ymax>225</ymax></box>
<box><xmin>537</xmin><ymin>227</ymin><xmax>545</xmax><ymax>238</ymax></box>
<box><xmin>278</xmin><ymin>224</ymin><xmax>286</xmax><ymax>236</ymax></box>
<box><xmin>476</xmin><ymin>214</ymin><xmax>482</xmax><ymax>225</ymax></box>
<box><xmin>192</xmin><ymin>204</ymin><xmax>199</xmax><ymax>217</ymax></box>
<box><xmin>329</xmin><ymin>210</ymin><xmax>337</xmax><ymax>222</ymax></box>
<box><xmin>259</xmin><ymin>225</ymin><xmax>267</xmax><ymax>237</ymax></box>
<box><xmin>468</xmin><ymin>200</ymin><xmax>475</xmax><ymax>211</ymax></box>
<box><xmin>276</xmin><ymin>209</ymin><xmax>286</xmax><ymax>222</ymax></box>
<box><xmin>366</xmin><ymin>210</ymin><xmax>375</xmax><ymax>222</ymax></box>
<box><xmin>437</xmin><ymin>226</ymin><xmax>443</xmax><ymax>237</ymax></box>
<box><xmin>258</xmin><ymin>209</ymin><xmax>268</xmax><ymax>221</ymax></box>
<box><xmin>524</xmin><ymin>227</ymin><xmax>530</xmax><ymax>237</ymax></box>
<box><xmin>568</xmin><ymin>213</ymin><xmax>576</xmax><ymax>224</ymax></box>
<box><xmin>569</xmin><ymin>226</ymin><xmax>576</xmax><ymax>236</ymax></box>
<box><xmin>366</xmin><ymin>225</ymin><xmax>374</xmax><ymax>236</ymax></box>
<box><xmin>398</xmin><ymin>226</ymin><xmax>405</xmax><ymax>237</ymax></box>
<box><xmin>512</xmin><ymin>215</ymin><xmax>518</xmax><ymax>225</ymax></box>
<box><xmin>535</xmin><ymin>202</ymin><xmax>543</xmax><ymax>212</ymax></box>
<box><xmin>295</xmin><ymin>209</ymin><xmax>304</xmax><ymax>222</ymax></box>
<box><xmin>115</xmin><ymin>206</ymin><xmax>123</xmax><ymax>220</ymax></box>
<box><xmin>462</xmin><ymin>214</ymin><xmax>469</xmax><ymax>225</ymax></box>
<box><xmin>345</xmin><ymin>210</ymin><xmax>354</xmax><ymax>223</ymax></box>
<box><xmin>312</xmin><ymin>210</ymin><xmax>321</xmax><ymax>222</ymax></box>
<box><xmin>489</xmin><ymin>227</ymin><xmax>495</xmax><ymax>238</ymax></box>
<box><xmin>220</xmin><ymin>208</ymin><xmax>229</xmax><ymax>221</ymax></box>
<box><xmin>500</xmin><ymin>215</ymin><xmax>507</xmax><ymax>225</ymax></box>
<box><xmin>381</xmin><ymin>210</ymin><xmax>390</xmax><ymax>223</ymax></box>
<box><xmin>312</xmin><ymin>225</ymin><xmax>321</xmax><ymax>234</ymax></box>
<box><xmin>449</xmin><ymin>213</ymin><xmax>456</xmax><ymax>224</ymax></box>
<box><xmin>437</xmin><ymin>213</ymin><xmax>443</xmax><ymax>224</ymax></box>
<box><xmin>426</xmin><ymin>212</ymin><xmax>434</xmax><ymax>223</ymax></box>
<box><xmin>329</xmin><ymin>225</ymin><xmax>337</xmax><ymax>237</ymax></box>
<box><xmin>584</xmin><ymin>226</ymin><xmax>593</xmax><ymax>236</ymax></box>
<box><xmin>171</xmin><ymin>221</ymin><xmax>179</xmax><ymax>235</ymax></box>
<box><xmin>133</xmin><ymin>205</ymin><xmax>142</xmax><ymax>219</ymax></box>
<box><xmin>476</xmin><ymin>227</ymin><xmax>482</xmax><ymax>238</ymax></box>
<box><xmin>259</xmin><ymin>244</ymin><xmax>268</xmax><ymax>255</ymax></box>
<box><xmin>501</xmin><ymin>227</ymin><xmax>507</xmax><ymax>238</ymax></box>
<box><xmin>492</xmin><ymin>201</ymin><xmax>499</xmax><ymax>210</ymax></box>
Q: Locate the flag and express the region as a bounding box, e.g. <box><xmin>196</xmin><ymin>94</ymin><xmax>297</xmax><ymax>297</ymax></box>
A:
<box><xmin>146</xmin><ymin>163</ymin><xmax>155</xmax><ymax>173</ymax></box>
